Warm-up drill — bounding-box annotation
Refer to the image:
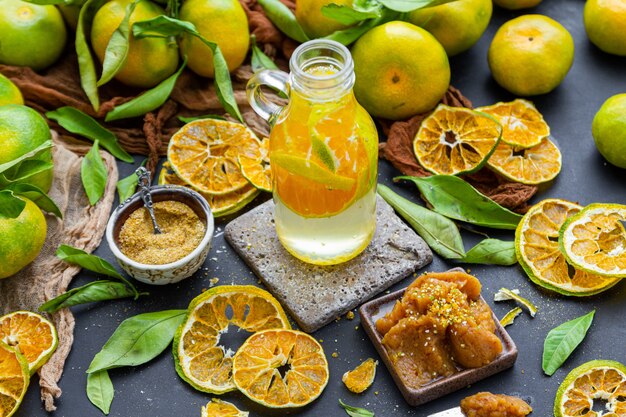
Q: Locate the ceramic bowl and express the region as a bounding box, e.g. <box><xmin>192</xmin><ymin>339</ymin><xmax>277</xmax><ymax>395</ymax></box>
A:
<box><xmin>105</xmin><ymin>185</ymin><xmax>214</xmax><ymax>285</ymax></box>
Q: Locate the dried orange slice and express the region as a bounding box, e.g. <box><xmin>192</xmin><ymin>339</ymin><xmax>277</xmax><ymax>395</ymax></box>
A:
<box><xmin>487</xmin><ymin>137</ymin><xmax>562</xmax><ymax>184</ymax></box>
<box><xmin>0</xmin><ymin>311</ymin><xmax>58</xmax><ymax>375</ymax></box>
<box><xmin>342</xmin><ymin>358</ymin><xmax>377</xmax><ymax>394</ymax></box>
<box><xmin>477</xmin><ymin>99</ymin><xmax>550</xmax><ymax>148</ymax></box>
<box><xmin>168</xmin><ymin>119</ymin><xmax>264</xmax><ymax>195</ymax></box>
<box><xmin>173</xmin><ymin>285</ymin><xmax>291</xmax><ymax>394</ymax></box>
<box><xmin>560</xmin><ymin>203</ymin><xmax>626</xmax><ymax>277</ymax></box>
<box><xmin>158</xmin><ymin>162</ymin><xmax>259</xmax><ymax>218</ymax></box>
<box><xmin>238</xmin><ymin>138</ymin><xmax>271</xmax><ymax>192</ymax></box>
<box><xmin>413</xmin><ymin>104</ymin><xmax>502</xmax><ymax>176</ymax></box>
<box><xmin>554</xmin><ymin>360</ymin><xmax>626</xmax><ymax>417</ymax></box>
<box><xmin>201</xmin><ymin>399</ymin><xmax>248</xmax><ymax>417</ymax></box>
<box><xmin>0</xmin><ymin>342</ymin><xmax>29</xmax><ymax>417</ymax></box>
<box><xmin>232</xmin><ymin>329</ymin><xmax>329</xmax><ymax>408</ymax></box>
<box><xmin>515</xmin><ymin>199</ymin><xmax>620</xmax><ymax>296</ymax></box>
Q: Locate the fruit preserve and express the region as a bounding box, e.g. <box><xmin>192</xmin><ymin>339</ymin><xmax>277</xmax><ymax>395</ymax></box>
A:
<box><xmin>247</xmin><ymin>40</ymin><xmax>378</xmax><ymax>265</ymax></box>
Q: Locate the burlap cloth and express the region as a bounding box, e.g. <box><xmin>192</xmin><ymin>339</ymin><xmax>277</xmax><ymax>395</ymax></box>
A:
<box><xmin>0</xmin><ymin>133</ymin><xmax>118</xmax><ymax>410</ymax></box>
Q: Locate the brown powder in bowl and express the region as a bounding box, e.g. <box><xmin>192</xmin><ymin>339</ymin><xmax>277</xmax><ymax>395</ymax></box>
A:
<box><xmin>117</xmin><ymin>200</ymin><xmax>206</xmax><ymax>265</ymax></box>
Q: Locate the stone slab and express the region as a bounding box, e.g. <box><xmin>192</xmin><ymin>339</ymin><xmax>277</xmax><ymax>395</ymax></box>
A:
<box><xmin>224</xmin><ymin>195</ymin><xmax>433</xmax><ymax>332</ymax></box>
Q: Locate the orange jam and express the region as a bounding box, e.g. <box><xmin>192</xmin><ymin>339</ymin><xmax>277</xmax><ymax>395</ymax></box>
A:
<box><xmin>460</xmin><ymin>392</ymin><xmax>533</xmax><ymax>417</ymax></box>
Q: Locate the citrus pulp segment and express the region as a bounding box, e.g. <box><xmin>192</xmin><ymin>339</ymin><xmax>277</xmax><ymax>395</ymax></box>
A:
<box><xmin>167</xmin><ymin>119</ymin><xmax>263</xmax><ymax>195</ymax></box>
<box><xmin>0</xmin><ymin>342</ymin><xmax>29</xmax><ymax>417</ymax></box>
<box><xmin>515</xmin><ymin>199</ymin><xmax>620</xmax><ymax>296</ymax></box>
<box><xmin>158</xmin><ymin>162</ymin><xmax>259</xmax><ymax>217</ymax></box>
<box><xmin>232</xmin><ymin>329</ymin><xmax>329</xmax><ymax>408</ymax></box>
<box><xmin>0</xmin><ymin>311</ymin><xmax>57</xmax><ymax>375</ymax></box>
<box><xmin>413</xmin><ymin>104</ymin><xmax>502</xmax><ymax>176</ymax></box>
<box><xmin>477</xmin><ymin>99</ymin><xmax>550</xmax><ymax>148</ymax></box>
<box><xmin>342</xmin><ymin>358</ymin><xmax>377</xmax><ymax>394</ymax></box>
<box><xmin>487</xmin><ymin>137</ymin><xmax>562</xmax><ymax>184</ymax></box>
<box><xmin>201</xmin><ymin>399</ymin><xmax>248</xmax><ymax>417</ymax></box>
<box><xmin>554</xmin><ymin>360</ymin><xmax>626</xmax><ymax>417</ymax></box>
<box><xmin>173</xmin><ymin>285</ymin><xmax>291</xmax><ymax>394</ymax></box>
<box><xmin>560</xmin><ymin>203</ymin><xmax>626</xmax><ymax>278</ymax></box>
<box><xmin>238</xmin><ymin>138</ymin><xmax>271</xmax><ymax>192</ymax></box>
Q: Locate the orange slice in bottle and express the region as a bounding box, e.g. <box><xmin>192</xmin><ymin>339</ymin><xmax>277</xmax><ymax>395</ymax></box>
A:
<box><xmin>342</xmin><ymin>358</ymin><xmax>377</xmax><ymax>393</ymax></box>
<box><xmin>238</xmin><ymin>138</ymin><xmax>271</xmax><ymax>192</ymax></box>
<box><xmin>0</xmin><ymin>342</ymin><xmax>29</xmax><ymax>417</ymax></box>
<box><xmin>515</xmin><ymin>199</ymin><xmax>620</xmax><ymax>296</ymax></box>
<box><xmin>413</xmin><ymin>104</ymin><xmax>502</xmax><ymax>176</ymax></box>
<box><xmin>232</xmin><ymin>329</ymin><xmax>329</xmax><ymax>408</ymax></box>
<box><xmin>477</xmin><ymin>99</ymin><xmax>550</xmax><ymax>148</ymax></box>
<box><xmin>487</xmin><ymin>137</ymin><xmax>562</xmax><ymax>185</ymax></box>
<box><xmin>168</xmin><ymin>119</ymin><xmax>264</xmax><ymax>195</ymax></box>
<box><xmin>201</xmin><ymin>399</ymin><xmax>248</xmax><ymax>417</ymax></box>
<box><xmin>173</xmin><ymin>285</ymin><xmax>291</xmax><ymax>394</ymax></box>
<box><xmin>0</xmin><ymin>311</ymin><xmax>58</xmax><ymax>375</ymax></box>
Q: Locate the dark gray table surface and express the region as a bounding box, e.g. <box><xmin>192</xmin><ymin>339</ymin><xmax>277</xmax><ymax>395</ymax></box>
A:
<box><xmin>18</xmin><ymin>0</ymin><xmax>626</xmax><ymax>415</ymax></box>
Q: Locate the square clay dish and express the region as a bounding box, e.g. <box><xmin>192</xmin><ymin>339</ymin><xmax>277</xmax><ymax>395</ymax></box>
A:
<box><xmin>359</xmin><ymin>271</ymin><xmax>518</xmax><ymax>407</ymax></box>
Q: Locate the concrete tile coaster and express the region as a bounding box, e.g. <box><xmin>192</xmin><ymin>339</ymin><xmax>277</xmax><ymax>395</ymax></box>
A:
<box><xmin>224</xmin><ymin>195</ymin><xmax>433</xmax><ymax>333</ymax></box>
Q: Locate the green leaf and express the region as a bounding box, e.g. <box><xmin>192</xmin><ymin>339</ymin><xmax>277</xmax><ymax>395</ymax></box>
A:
<box><xmin>321</xmin><ymin>3</ymin><xmax>380</xmax><ymax>25</ymax></box>
<box><xmin>81</xmin><ymin>141</ymin><xmax>108</xmax><ymax>205</ymax></box>
<box><xmin>323</xmin><ymin>7</ymin><xmax>399</xmax><ymax>45</ymax></box>
<box><xmin>542</xmin><ymin>310</ymin><xmax>595</xmax><ymax>376</ymax></box>
<box><xmin>251</xmin><ymin>35</ymin><xmax>278</xmax><ymax>73</ymax></box>
<box><xmin>97</xmin><ymin>0</ymin><xmax>138</xmax><ymax>86</ymax></box>
<box><xmin>379</xmin><ymin>0</ymin><xmax>458</xmax><ymax>12</ymax></box>
<box><xmin>339</xmin><ymin>399</ymin><xmax>375</xmax><ymax>417</ymax></box>
<box><xmin>87</xmin><ymin>370</ymin><xmax>114</xmax><ymax>415</ymax></box>
<box><xmin>131</xmin><ymin>14</ymin><xmax>196</xmax><ymax>38</ymax></box>
<box><xmin>257</xmin><ymin>0</ymin><xmax>309</xmax><ymax>43</ymax></box>
<box><xmin>177</xmin><ymin>114</ymin><xmax>225</xmax><ymax>123</ymax></box>
<box><xmin>461</xmin><ymin>239</ymin><xmax>517</xmax><ymax>266</ymax></box>
<box><xmin>0</xmin><ymin>159</ymin><xmax>53</xmax><ymax>186</ymax></box>
<box><xmin>0</xmin><ymin>141</ymin><xmax>53</xmax><ymax>175</ymax></box>
<box><xmin>39</xmin><ymin>281</ymin><xmax>138</xmax><ymax>313</ymax></box>
<box><xmin>5</xmin><ymin>183</ymin><xmax>62</xmax><ymax>218</ymax></box>
<box><xmin>378</xmin><ymin>184</ymin><xmax>465</xmax><ymax>259</ymax></box>
<box><xmin>116</xmin><ymin>160</ymin><xmax>146</xmax><ymax>202</ymax></box>
<box><xmin>76</xmin><ymin>0</ymin><xmax>108</xmax><ymax>111</ymax></box>
<box><xmin>46</xmin><ymin>107</ymin><xmax>134</xmax><ymax>163</ymax></box>
<box><xmin>87</xmin><ymin>309</ymin><xmax>186</xmax><ymax>373</ymax></box>
<box><xmin>0</xmin><ymin>190</ymin><xmax>26</xmax><ymax>219</ymax></box>
<box><xmin>398</xmin><ymin>175</ymin><xmax>522</xmax><ymax>230</ymax></box>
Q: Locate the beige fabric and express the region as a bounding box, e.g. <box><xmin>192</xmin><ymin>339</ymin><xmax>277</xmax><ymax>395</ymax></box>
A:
<box><xmin>0</xmin><ymin>132</ymin><xmax>118</xmax><ymax>411</ymax></box>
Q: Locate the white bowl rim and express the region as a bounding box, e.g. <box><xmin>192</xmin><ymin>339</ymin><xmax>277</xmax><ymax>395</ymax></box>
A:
<box><xmin>105</xmin><ymin>185</ymin><xmax>215</xmax><ymax>271</ymax></box>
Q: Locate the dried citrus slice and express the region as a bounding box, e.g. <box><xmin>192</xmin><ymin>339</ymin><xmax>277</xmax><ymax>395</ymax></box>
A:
<box><xmin>158</xmin><ymin>162</ymin><xmax>259</xmax><ymax>218</ymax></box>
<box><xmin>342</xmin><ymin>358</ymin><xmax>377</xmax><ymax>394</ymax></box>
<box><xmin>0</xmin><ymin>311</ymin><xmax>58</xmax><ymax>375</ymax></box>
<box><xmin>554</xmin><ymin>360</ymin><xmax>626</xmax><ymax>417</ymax></box>
<box><xmin>232</xmin><ymin>329</ymin><xmax>329</xmax><ymax>408</ymax></box>
<box><xmin>201</xmin><ymin>399</ymin><xmax>248</xmax><ymax>417</ymax></box>
<box><xmin>168</xmin><ymin>119</ymin><xmax>263</xmax><ymax>195</ymax></box>
<box><xmin>0</xmin><ymin>342</ymin><xmax>29</xmax><ymax>417</ymax></box>
<box><xmin>487</xmin><ymin>137</ymin><xmax>562</xmax><ymax>185</ymax></box>
<box><xmin>238</xmin><ymin>138</ymin><xmax>271</xmax><ymax>192</ymax></box>
<box><xmin>173</xmin><ymin>285</ymin><xmax>291</xmax><ymax>394</ymax></box>
<box><xmin>515</xmin><ymin>199</ymin><xmax>620</xmax><ymax>296</ymax></box>
<box><xmin>413</xmin><ymin>104</ymin><xmax>502</xmax><ymax>176</ymax></box>
<box><xmin>477</xmin><ymin>99</ymin><xmax>550</xmax><ymax>148</ymax></box>
<box><xmin>560</xmin><ymin>203</ymin><xmax>626</xmax><ymax>278</ymax></box>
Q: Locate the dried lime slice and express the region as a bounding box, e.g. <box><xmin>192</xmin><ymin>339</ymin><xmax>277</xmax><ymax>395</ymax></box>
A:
<box><xmin>201</xmin><ymin>399</ymin><xmax>248</xmax><ymax>417</ymax></box>
<box><xmin>0</xmin><ymin>342</ymin><xmax>29</xmax><ymax>417</ymax></box>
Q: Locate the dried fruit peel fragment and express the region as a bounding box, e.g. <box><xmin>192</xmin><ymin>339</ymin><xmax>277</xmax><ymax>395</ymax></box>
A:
<box><xmin>500</xmin><ymin>307</ymin><xmax>523</xmax><ymax>327</ymax></box>
<box><xmin>494</xmin><ymin>288</ymin><xmax>538</xmax><ymax>317</ymax></box>
<box><xmin>342</xmin><ymin>358</ymin><xmax>377</xmax><ymax>394</ymax></box>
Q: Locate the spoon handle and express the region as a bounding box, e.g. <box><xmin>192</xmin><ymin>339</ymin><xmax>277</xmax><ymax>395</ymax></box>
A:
<box><xmin>136</xmin><ymin>167</ymin><xmax>162</xmax><ymax>234</ymax></box>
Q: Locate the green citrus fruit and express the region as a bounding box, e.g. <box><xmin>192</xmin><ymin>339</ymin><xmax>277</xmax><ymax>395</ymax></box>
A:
<box><xmin>408</xmin><ymin>0</ymin><xmax>493</xmax><ymax>56</ymax></box>
<box><xmin>592</xmin><ymin>93</ymin><xmax>626</xmax><ymax>168</ymax></box>
<box><xmin>0</xmin><ymin>0</ymin><xmax>67</xmax><ymax>71</ymax></box>
<box><xmin>488</xmin><ymin>15</ymin><xmax>574</xmax><ymax>96</ymax></box>
<box><xmin>0</xmin><ymin>73</ymin><xmax>23</xmax><ymax>106</ymax></box>
<box><xmin>0</xmin><ymin>196</ymin><xmax>47</xmax><ymax>279</ymax></box>
<box><xmin>352</xmin><ymin>21</ymin><xmax>450</xmax><ymax>120</ymax></box>
<box><xmin>0</xmin><ymin>104</ymin><xmax>53</xmax><ymax>193</ymax></box>
<box><xmin>493</xmin><ymin>0</ymin><xmax>543</xmax><ymax>10</ymax></box>
<box><xmin>179</xmin><ymin>0</ymin><xmax>249</xmax><ymax>78</ymax></box>
<box><xmin>91</xmin><ymin>0</ymin><xmax>179</xmax><ymax>88</ymax></box>
<box><xmin>584</xmin><ymin>0</ymin><xmax>626</xmax><ymax>56</ymax></box>
<box><xmin>296</xmin><ymin>0</ymin><xmax>352</xmax><ymax>39</ymax></box>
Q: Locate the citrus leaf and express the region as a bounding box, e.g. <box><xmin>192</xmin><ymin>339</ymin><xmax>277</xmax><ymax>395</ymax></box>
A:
<box><xmin>76</xmin><ymin>0</ymin><xmax>108</xmax><ymax>111</ymax></box>
<box><xmin>0</xmin><ymin>141</ymin><xmax>53</xmax><ymax>175</ymax></box>
<box><xmin>251</xmin><ymin>35</ymin><xmax>278</xmax><ymax>73</ymax></box>
<box><xmin>378</xmin><ymin>184</ymin><xmax>465</xmax><ymax>259</ymax></box>
<box><xmin>461</xmin><ymin>239</ymin><xmax>517</xmax><ymax>266</ymax></box>
<box><xmin>321</xmin><ymin>3</ymin><xmax>380</xmax><ymax>25</ymax></box>
<box><xmin>105</xmin><ymin>59</ymin><xmax>186</xmax><ymax>122</ymax></box>
<box><xmin>81</xmin><ymin>141</ymin><xmax>108</xmax><ymax>205</ymax></box>
<box><xmin>257</xmin><ymin>0</ymin><xmax>309</xmax><ymax>43</ymax></box>
<box><xmin>543</xmin><ymin>310</ymin><xmax>595</xmax><ymax>376</ymax></box>
<box><xmin>378</xmin><ymin>0</ymin><xmax>457</xmax><ymax>12</ymax></box>
<box><xmin>5</xmin><ymin>183</ymin><xmax>62</xmax><ymax>218</ymax></box>
<box><xmin>39</xmin><ymin>281</ymin><xmax>138</xmax><ymax>313</ymax></box>
<box><xmin>0</xmin><ymin>159</ymin><xmax>53</xmax><ymax>186</ymax></box>
<box><xmin>398</xmin><ymin>175</ymin><xmax>522</xmax><ymax>230</ymax></box>
<box><xmin>97</xmin><ymin>0</ymin><xmax>138</xmax><ymax>86</ymax></box>
<box><xmin>116</xmin><ymin>160</ymin><xmax>146</xmax><ymax>202</ymax></box>
<box><xmin>323</xmin><ymin>7</ymin><xmax>397</xmax><ymax>45</ymax></box>
<box><xmin>339</xmin><ymin>399</ymin><xmax>374</xmax><ymax>417</ymax></box>
<box><xmin>87</xmin><ymin>370</ymin><xmax>114</xmax><ymax>415</ymax></box>
<box><xmin>87</xmin><ymin>309</ymin><xmax>186</xmax><ymax>373</ymax></box>
<box><xmin>0</xmin><ymin>190</ymin><xmax>26</xmax><ymax>219</ymax></box>
<box><xmin>46</xmin><ymin>107</ymin><xmax>134</xmax><ymax>162</ymax></box>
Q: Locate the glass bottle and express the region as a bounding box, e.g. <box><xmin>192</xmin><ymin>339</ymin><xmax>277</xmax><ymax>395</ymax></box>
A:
<box><xmin>247</xmin><ymin>40</ymin><xmax>378</xmax><ymax>266</ymax></box>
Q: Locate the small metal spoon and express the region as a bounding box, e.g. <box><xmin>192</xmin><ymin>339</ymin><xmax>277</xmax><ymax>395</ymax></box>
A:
<box><xmin>135</xmin><ymin>167</ymin><xmax>162</xmax><ymax>234</ymax></box>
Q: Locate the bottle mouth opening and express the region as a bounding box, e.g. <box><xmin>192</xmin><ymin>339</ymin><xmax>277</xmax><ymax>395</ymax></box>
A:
<box><xmin>289</xmin><ymin>39</ymin><xmax>354</xmax><ymax>93</ymax></box>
